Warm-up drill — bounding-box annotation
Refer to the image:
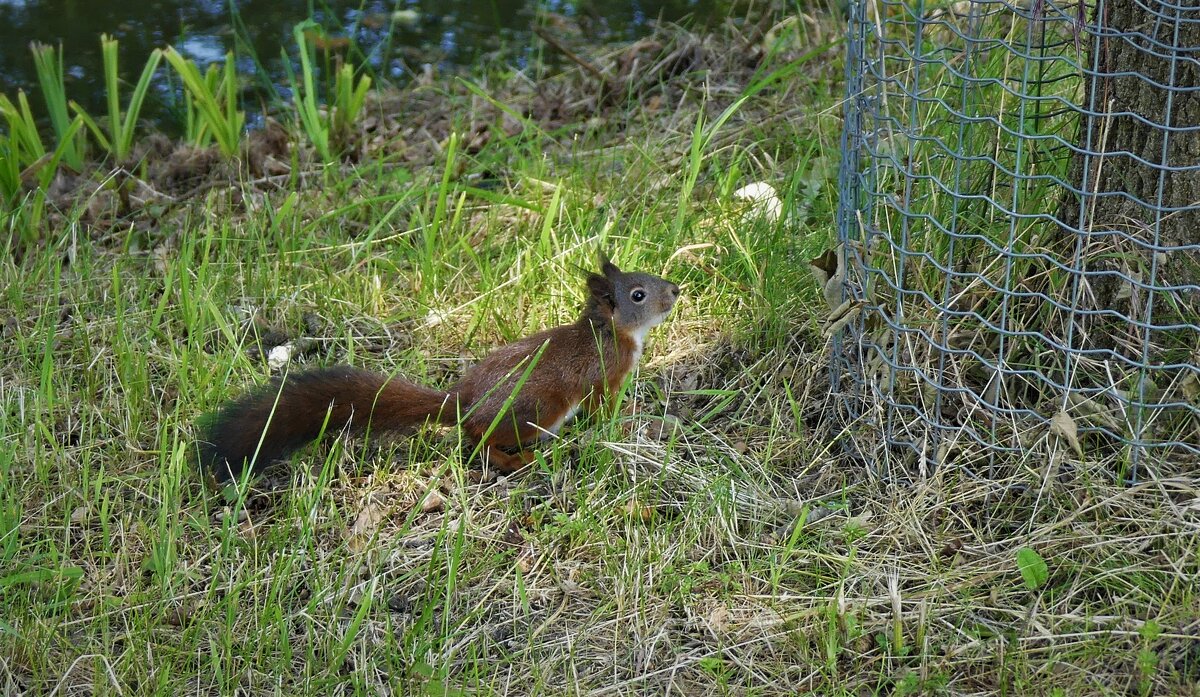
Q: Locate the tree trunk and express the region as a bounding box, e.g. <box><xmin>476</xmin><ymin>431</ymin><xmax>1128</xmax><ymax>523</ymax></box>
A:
<box><xmin>1060</xmin><ymin>0</ymin><xmax>1200</xmax><ymax>345</ymax></box>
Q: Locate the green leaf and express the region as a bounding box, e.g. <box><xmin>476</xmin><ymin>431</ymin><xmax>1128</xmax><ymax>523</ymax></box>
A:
<box><xmin>289</xmin><ymin>20</ymin><xmax>331</xmax><ymax>163</ymax></box>
<box><xmin>163</xmin><ymin>47</ymin><xmax>243</xmax><ymax>157</ymax></box>
<box><xmin>30</xmin><ymin>42</ymin><xmax>84</xmax><ymax>169</ymax></box>
<box><xmin>1016</xmin><ymin>547</ymin><xmax>1049</xmax><ymax>590</ymax></box>
<box><xmin>0</xmin><ymin>91</ymin><xmax>47</xmax><ymax>165</ymax></box>
<box><xmin>116</xmin><ymin>43</ymin><xmax>164</xmax><ymax>160</ymax></box>
<box><xmin>0</xmin><ymin>565</ymin><xmax>84</xmax><ymax>589</ymax></box>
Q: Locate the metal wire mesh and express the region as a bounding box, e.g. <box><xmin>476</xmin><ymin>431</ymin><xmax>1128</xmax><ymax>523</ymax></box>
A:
<box><xmin>835</xmin><ymin>0</ymin><xmax>1200</xmax><ymax>479</ymax></box>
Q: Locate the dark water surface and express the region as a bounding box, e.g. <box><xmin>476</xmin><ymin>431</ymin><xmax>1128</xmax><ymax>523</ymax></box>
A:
<box><xmin>0</xmin><ymin>0</ymin><xmax>721</xmax><ymax>128</ymax></box>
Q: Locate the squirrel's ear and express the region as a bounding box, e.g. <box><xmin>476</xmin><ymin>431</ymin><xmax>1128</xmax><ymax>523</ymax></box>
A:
<box><xmin>587</xmin><ymin>273</ymin><xmax>616</xmax><ymax>310</ymax></box>
<box><xmin>599</xmin><ymin>253</ymin><xmax>621</xmax><ymax>278</ymax></box>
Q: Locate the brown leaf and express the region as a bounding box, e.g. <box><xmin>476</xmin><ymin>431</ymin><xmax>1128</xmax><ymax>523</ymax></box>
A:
<box><xmin>938</xmin><ymin>538</ymin><xmax>963</xmax><ymax>558</ymax></box>
<box><xmin>70</xmin><ymin>505</ymin><xmax>90</xmax><ymax>525</ymax></box>
<box><xmin>809</xmin><ymin>245</ymin><xmax>847</xmax><ymax>310</ymax></box>
<box><xmin>347</xmin><ymin>493</ymin><xmax>388</xmax><ymax>551</ymax></box>
<box><xmin>515</xmin><ymin>545</ymin><xmax>534</xmax><ymax>574</ymax></box>
<box><xmin>1050</xmin><ymin>409</ymin><xmax>1084</xmax><ymax>458</ymax></box>
<box><xmin>238</xmin><ymin>516</ymin><xmax>260</xmax><ymax>539</ymax></box>
<box><xmin>808</xmin><ymin>248</ymin><xmax>838</xmax><ymax>279</ymax></box>
<box><xmin>617</xmin><ymin>499</ymin><xmax>654</xmax><ymax>523</ymax></box>
<box><xmin>1181</xmin><ymin>372</ymin><xmax>1200</xmax><ymax>402</ymax></box>
<box><xmin>420</xmin><ymin>490</ymin><xmax>444</xmax><ymax>514</ymax></box>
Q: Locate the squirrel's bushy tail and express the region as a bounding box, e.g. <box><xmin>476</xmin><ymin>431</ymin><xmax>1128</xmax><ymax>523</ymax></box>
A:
<box><xmin>198</xmin><ymin>366</ymin><xmax>454</xmax><ymax>482</ymax></box>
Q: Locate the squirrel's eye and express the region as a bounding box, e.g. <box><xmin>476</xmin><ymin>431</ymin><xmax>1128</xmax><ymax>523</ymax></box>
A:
<box><xmin>631</xmin><ymin>289</ymin><xmax>646</xmax><ymax>303</ymax></box>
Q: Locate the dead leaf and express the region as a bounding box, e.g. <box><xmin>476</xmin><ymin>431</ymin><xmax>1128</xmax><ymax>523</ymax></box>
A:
<box><xmin>642</xmin><ymin>413</ymin><xmax>683</xmax><ymax>441</ymax></box>
<box><xmin>617</xmin><ymin>499</ymin><xmax>654</xmax><ymax>523</ymax></box>
<box><xmin>1050</xmin><ymin>409</ymin><xmax>1084</xmax><ymax>457</ymax></box>
<box><xmin>515</xmin><ymin>544</ymin><xmax>535</xmax><ymax>574</ymax></box>
<box><xmin>809</xmin><ymin>245</ymin><xmax>847</xmax><ymax>310</ymax></box>
<box><xmin>1180</xmin><ymin>372</ymin><xmax>1200</xmax><ymax>402</ymax></box>
<box><xmin>1116</xmin><ymin>266</ymin><xmax>1142</xmax><ymax>302</ymax></box>
<box><xmin>70</xmin><ymin>505</ymin><xmax>89</xmax><ymax>525</ymax></box>
<box><xmin>238</xmin><ymin>516</ymin><xmax>260</xmax><ymax>539</ymax></box>
<box><xmin>86</xmin><ymin>189</ymin><xmax>119</xmax><ymax>221</ymax></box>
<box><xmin>1064</xmin><ymin>392</ymin><xmax>1122</xmax><ymax>431</ymax></box>
<box><xmin>420</xmin><ymin>490</ymin><xmax>444</xmax><ymax>514</ymax></box>
<box><xmin>822</xmin><ymin>299</ymin><xmax>864</xmax><ymax>338</ymax></box>
<box><xmin>808</xmin><ymin>248</ymin><xmax>837</xmax><ymax>280</ymax></box>
<box><xmin>706</xmin><ymin>604</ymin><xmax>733</xmax><ymax>633</ymax></box>
<box><xmin>762</xmin><ymin>16</ymin><xmax>801</xmax><ymax>53</ymax></box>
<box><xmin>151</xmin><ymin>241</ymin><xmax>173</xmax><ymax>276</ymax></box>
<box><xmin>165</xmin><ymin>602</ymin><xmax>192</xmax><ymax>627</ymax></box>
<box><xmin>559</xmin><ymin>578</ymin><xmax>586</xmax><ymax>596</ymax></box>
<box><xmin>938</xmin><ymin>538</ymin><xmax>963</xmax><ymax>558</ymax></box>
<box><xmin>347</xmin><ymin>493</ymin><xmax>388</xmax><ymax>551</ymax></box>
<box><xmin>19</xmin><ymin>152</ymin><xmax>55</xmax><ymax>186</ymax></box>
<box><xmin>1</xmin><ymin>316</ymin><xmax>18</xmax><ymax>339</ymax></box>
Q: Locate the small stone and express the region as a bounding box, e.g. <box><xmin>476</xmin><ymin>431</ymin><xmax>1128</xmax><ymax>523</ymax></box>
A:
<box><xmin>421</xmin><ymin>490</ymin><xmax>444</xmax><ymax>513</ymax></box>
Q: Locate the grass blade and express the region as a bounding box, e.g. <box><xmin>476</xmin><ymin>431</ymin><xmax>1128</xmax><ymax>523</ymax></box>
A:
<box><xmin>332</xmin><ymin>62</ymin><xmax>371</xmax><ymax>144</ymax></box>
<box><xmin>117</xmin><ymin>44</ymin><xmax>164</xmax><ymax>160</ymax></box>
<box><xmin>289</xmin><ymin>20</ymin><xmax>331</xmax><ymax>164</ymax></box>
<box><xmin>0</xmin><ymin>91</ymin><xmax>47</xmax><ymax>166</ymax></box>
<box><xmin>162</xmin><ymin>47</ymin><xmax>243</xmax><ymax>157</ymax></box>
<box><xmin>29</xmin><ymin>42</ymin><xmax>84</xmax><ymax>169</ymax></box>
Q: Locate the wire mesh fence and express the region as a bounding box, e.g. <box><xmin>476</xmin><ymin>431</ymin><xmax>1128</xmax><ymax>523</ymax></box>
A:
<box><xmin>834</xmin><ymin>0</ymin><xmax>1200</xmax><ymax>479</ymax></box>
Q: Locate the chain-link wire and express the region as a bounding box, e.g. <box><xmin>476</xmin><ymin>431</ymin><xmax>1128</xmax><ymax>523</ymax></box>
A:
<box><xmin>835</xmin><ymin>0</ymin><xmax>1200</xmax><ymax>480</ymax></box>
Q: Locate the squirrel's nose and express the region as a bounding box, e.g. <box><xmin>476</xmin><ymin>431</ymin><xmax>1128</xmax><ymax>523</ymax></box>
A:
<box><xmin>669</xmin><ymin>284</ymin><xmax>680</xmax><ymax>298</ymax></box>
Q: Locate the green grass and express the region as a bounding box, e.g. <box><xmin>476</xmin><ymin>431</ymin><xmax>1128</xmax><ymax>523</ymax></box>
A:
<box><xmin>71</xmin><ymin>35</ymin><xmax>164</xmax><ymax>162</ymax></box>
<box><xmin>1</xmin><ymin>11</ymin><xmax>1198</xmax><ymax>697</ymax></box>
<box><xmin>30</xmin><ymin>42</ymin><xmax>85</xmax><ymax>170</ymax></box>
<box><xmin>161</xmin><ymin>47</ymin><xmax>245</xmax><ymax>157</ymax></box>
<box><xmin>288</xmin><ymin>20</ymin><xmax>373</xmax><ymax>164</ymax></box>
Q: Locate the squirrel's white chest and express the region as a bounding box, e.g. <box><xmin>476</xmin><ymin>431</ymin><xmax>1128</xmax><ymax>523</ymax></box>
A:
<box><xmin>628</xmin><ymin>327</ymin><xmax>648</xmax><ymax>367</ymax></box>
<box><xmin>542</xmin><ymin>401</ymin><xmax>581</xmax><ymax>439</ymax></box>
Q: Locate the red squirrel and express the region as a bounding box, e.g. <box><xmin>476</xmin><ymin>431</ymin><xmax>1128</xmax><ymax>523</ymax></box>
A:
<box><xmin>198</xmin><ymin>257</ymin><xmax>680</xmax><ymax>482</ymax></box>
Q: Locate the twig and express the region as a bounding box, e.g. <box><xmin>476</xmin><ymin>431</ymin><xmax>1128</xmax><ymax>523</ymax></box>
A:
<box><xmin>532</xmin><ymin>26</ymin><xmax>613</xmax><ymax>90</ymax></box>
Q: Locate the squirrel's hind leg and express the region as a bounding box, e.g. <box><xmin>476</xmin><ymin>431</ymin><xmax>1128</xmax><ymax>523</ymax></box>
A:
<box><xmin>461</xmin><ymin>418</ymin><xmax>541</xmax><ymax>474</ymax></box>
<box><xmin>481</xmin><ymin>445</ymin><xmax>537</xmax><ymax>473</ymax></box>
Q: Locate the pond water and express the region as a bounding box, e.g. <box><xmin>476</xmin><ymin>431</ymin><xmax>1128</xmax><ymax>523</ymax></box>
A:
<box><xmin>0</xmin><ymin>0</ymin><xmax>721</xmax><ymax>129</ymax></box>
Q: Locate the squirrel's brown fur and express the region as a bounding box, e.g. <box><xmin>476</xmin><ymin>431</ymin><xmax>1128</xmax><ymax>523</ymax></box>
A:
<box><xmin>197</xmin><ymin>257</ymin><xmax>679</xmax><ymax>482</ymax></box>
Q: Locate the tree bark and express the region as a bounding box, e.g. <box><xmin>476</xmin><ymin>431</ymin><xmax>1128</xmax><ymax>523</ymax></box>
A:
<box><xmin>1060</xmin><ymin>0</ymin><xmax>1200</xmax><ymax>345</ymax></box>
